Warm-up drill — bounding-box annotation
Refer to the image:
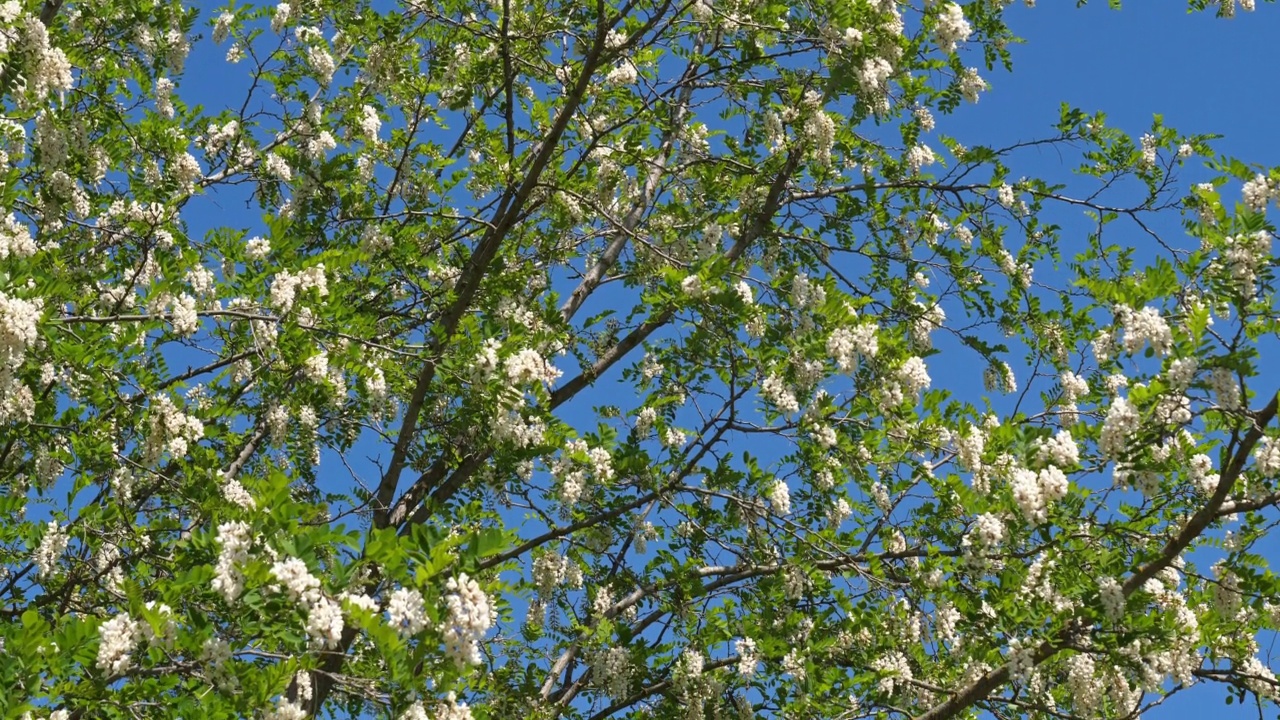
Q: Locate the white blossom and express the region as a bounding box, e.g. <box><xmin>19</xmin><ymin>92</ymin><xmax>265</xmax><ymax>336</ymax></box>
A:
<box><xmin>1099</xmin><ymin>577</ymin><xmax>1125</xmax><ymax>621</ymax></box>
<box><xmin>934</xmin><ymin>3</ymin><xmax>972</xmax><ymax>54</ymax></box>
<box><xmin>769</xmin><ymin>480</ymin><xmax>791</xmax><ymax>516</ymax></box>
<box><xmin>1099</xmin><ymin>397</ymin><xmax>1140</xmax><ymax>460</ymax></box>
<box><xmin>1118</xmin><ymin>306</ymin><xmax>1173</xmax><ymax>357</ymax></box>
<box><xmin>97</xmin><ymin>613</ymin><xmax>143</xmax><ymax>676</ymax></box>
<box><xmin>905</xmin><ymin>144</ymin><xmax>936</xmax><ymax>174</ymax></box>
<box><xmin>387</xmin><ymin>586</ymin><xmax>428</xmax><ymax>638</ymax></box>
<box><xmin>34</xmin><ymin>520</ymin><xmax>68</xmax><ymax>578</ymax></box>
<box><xmin>212</xmin><ymin>521</ymin><xmax>252</xmax><ymax>602</ymax></box>
<box><xmin>958</xmin><ymin>67</ymin><xmax>986</xmax><ymax>103</ymax></box>
<box><xmin>442</xmin><ymin>573</ymin><xmax>493</xmax><ymax>667</ymax></box>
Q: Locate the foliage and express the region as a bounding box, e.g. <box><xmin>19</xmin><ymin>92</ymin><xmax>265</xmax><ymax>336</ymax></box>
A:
<box><xmin>2</xmin><ymin>0</ymin><xmax>1280</xmax><ymax>718</ymax></box>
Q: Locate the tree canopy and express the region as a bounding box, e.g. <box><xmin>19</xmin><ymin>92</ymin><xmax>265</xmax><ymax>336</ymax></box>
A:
<box><xmin>3</xmin><ymin>0</ymin><xmax>1280</xmax><ymax>718</ymax></box>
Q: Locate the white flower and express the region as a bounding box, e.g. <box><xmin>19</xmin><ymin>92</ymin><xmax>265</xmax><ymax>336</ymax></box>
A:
<box><xmin>219</xmin><ymin>471</ymin><xmax>256</xmax><ymax>509</ymax></box>
<box><xmin>680</xmin><ymin>274</ymin><xmax>704</xmax><ymax>298</ymax></box>
<box><xmin>1118</xmin><ymin>306</ymin><xmax>1173</xmax><ymax>356</ymax></box>
<box><xmin>34</xmin><ymin>520</ymin><xmax>68</xmax><ymax>578</ymax></box>
<box><xmin>442</xmin><ymin>573</ymin><xmax>493</xmax><ymax>667</ymax></box>
<box><xmin>1139</xmin><ymin>133</ymin><xmax>1158</xmax><ymax>168</ymax></box>
<box><xmin>934</xmin><ymin>3</ymin><xmax>971</xmax><ymax>54</ymax></box>
<box><xmin>153</xmin><ymin>77</ymin><xmax>176</xmax><ymax>119</ymax></box>
<box><xmin>1210</xmin><ymin>367</ymin><xmax>1241</xmax><ymax>411</ymax></box>
<box><xmin>170</xmin><ymin>293</ymin><xmax>199</xmax><ymax>336</ymax></box>
<box><xmin>958</xmin><ymin>67</ymin><xmax>986</xmax><ymax>103</ymax></box>
<box><xmin>1010</xmin><ymin>467</ymin><xmax>1045</xmax><ymax>522</ymax></box>
<box><xmin>387</xmin><ymin>587</ymin><xmax>428</xmax><ymax>638</ymax></box>
<box><xmin>969</xmin><ymin>513</ymin><xmax>1004</xmax><ymax>546</ymax></box>
<box><xmin>400</xmin><ymin>699</ymin><xmax>429</xmax><ymax>719</ymax></box>
<box><xmin>263</xmin><ymin>698</ymin><xmax>308</xmax><ymax>720</ymax></box>
<box><xmin>1257</xmin><ymin>437</ymin><xmax>1280</xmax><ymax>478</ymax></box>
<box><xmin>857</xmin><ymin>56</ymin><xmax>894</xmax><ymax>93</ymax></box>
<box><xmin>97</xmin><ymin>613</ymin><xmax>143</xmax><ymax>675</ymax></box>
<box><xmin>605</xmin><ymin>60</ymin><xmax>638</xmax><ymax>85</ymax></box>
<box><xmin>504</xmin><ymin>348</ymin><xmax>562</xmax><ymax>387</ymax></box>
<box><xmin>1220</xmin><ymin>230</ymin><xmax>1272</xmax><ymax>296</ymax></box>
<box><xmin>769</xmin><ymin>480</ymin><xmax>791</xmax><ymax>516</ymax></box>
<box><xmin>760</xmin><ymin>372</ymin><xmax>799</xmax><ymax>414</ymax></box>
<box><xmin>270</xmin><ymin>556</ymin><xmax>322</xmax><ymax>607</ymax></box>
<box><xmin>306</xmin><ymin>597</ymin><xmax>344</xmax><ymax>648</ymax></box>
<box><xmin>1099</xmin><ymin>396</ymin><xmax>1140</xmax><ymax>460</ymax></box>
<box><xmin>1239</xmin><ymin>172</ymin><xmax>1269</xmax><ymax>210</ymax></box>
<box><xmin>212</xmin><ymin>520</ymin><xmax>251</xmax><ymax>602</ymax></box>
<box><xmin>827</xmin><ymin>324</ymin><xmax>879</xmax><ymax>370</ymax></box>
<box><xmin>956</xmin><ymin>426</ymin><xmax>985</xmax><ymax>472</ymax></box>
<box><xmin>213</xmin><ymin>12</ymin><xmax>234</xmax><ymax>43</ymax></box>
<box><xmin>359</xmin><ymin>104</ymin><xmax>381</xmax><ymax>138</ymax></box>
<box><xmin>1187</xmin><ymin>453</ymin><xmax>1218</xmax><ymax>495</ymax></box>
<box><xmin>914</xmin><ymin>105</ymin><xmax>935</xmax><ymax>132</ymax></box>
<box><xmin>1098</xmin><ymin>577</ymin><xmax>1125</xmax><ymax>621</ymax></box>
<box><xmin>272</xmin><ymin>2</ymin><xmax>291</xmax><ymax>33</ymax></box>
<box><xmin>306</xmin><ymin>44</ymin><xmax>336</xmax><ymax>86</ymax></box>
<box><xmin>339</xmin><ymin>591</ymin><xmax>379</xmax><ymax>613</ymax></box>
<box><xmin>827</xmin><ymin>497</ymin><xmax>852</xmax><ymax>528</ymax></box>
<box><xmin>264</xmin><ymin>153</ymin><xmax>292</xmax><ymax>181</ymax></box>
<box><xmin>905</xmin><ymin>144</ymin><xmax>936</xmax><ymax>174</ymax></box>
<box><xmin>1035</xmin><ymin>430</ymin><xmax>1079</xmax><ymax>468</ymax></box>
<box><xmin>897</xmin><ymin>356</ymin><xmax>931</xmax><ymax>398</ymax></box>
<box><xmin>735</xmin><ymin>637</ymin><xmax>759</xmax><ymax>677</ymax></box>
<box><xmin>872</xmin><ymin>651</ymin><xmax>913</xmax><ymax>695</ymax></box>
<box><xmin>590</xmin><ymin>646</ymin><xmax>633</xmax><ymax>699</ymax></box>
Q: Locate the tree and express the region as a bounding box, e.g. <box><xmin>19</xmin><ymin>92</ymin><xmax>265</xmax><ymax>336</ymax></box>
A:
<box><xmin>2</xmin><ymin>0</ymin><xmax>1280</xmax><ymax>717</ymax></box>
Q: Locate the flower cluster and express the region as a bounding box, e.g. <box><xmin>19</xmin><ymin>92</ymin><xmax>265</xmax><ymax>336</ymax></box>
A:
<box><xmin>504</xmin><ymin>347</ymin><xmax>563</xmax><ymax>388</ymax></box>
<box><xmin>97</xmin><ymin>613</ymin><xmax>143</xmax><ymax>676</ymax></box>
<box><xmin>1034</xmin><ymin>430</ymin><xmax>1079</xmax><ymax>468</ymax></box>
<box><xmin>34</xmin><ymin>520</ymin><xmax>67</xmax><ymax>578</ymax></box>
<box><xmin>968</xmin><ymin>513</ymin><xmax>1005</xmax><ymax>547</ymax></box>
<box><xmin>1256</xmin><ymin>437</ymin><xmax>1280</xmax><ymax>477</ymax></box>
<box><xmin>1217</xmin><ymin>230</ymin><xmax>1272</xmax><ymax>296</ymax></box>
<box><xmin>265</xmin><ymin>557</ymin><xmax>344</xmax><ymax>648</ymax></box>
<box><xmin>1098</xmin><ymin>576</ymin><xmax>1125</xmax><ymax>621</ymax></box>
<box><xmin>897</xmin><ymin>356</ymin><xmax>931</xmax><ymax>399</ymax></box>
<box><xmin>532</xmin><ymin>550</ymin><xmax>582</xmax><ymax>596</ymax></box>
<box><xmin>1009</xmin><ymin>465</ymin><xmax>1069</xmax><ymax>523</ymax></box>
<box><xmin>143</xmin><ymin>394</ymin><xmax>204</xmax><ymax>464</ymax></box>
<box><xmin>442</xmin><ymin>573</ymin><xmax>493</xmax><ymax>667</ymax></box>
<box><xmin>768</xmin><ymin>479</ymin><xmax>791</xmax><ymax>516</ymax></box>
<box><xmin>212</xmin><ymin>521</ymin><xmax>252</xmax><ymax>602</ymax></box>
<box><xmin>872</xmin><ymin>651</ymin><xmax>913</xmax><ymax>696</ymax></box>
<box><xmin>827</xmin><ymin>322</ymin><xmax>879</xmax><ymax>371</ymax></box>
<box><xmin>270</xmin><ymin>264</ymin><xmax>328</xmax><ymax>313</ymax></box>
<box><xmin>735</xmin><ymin>637</ymin><xmax>759</xmax><ymax>677</ymax></box>
<box><xmin>760</xmin><ymin>372</ymin><xmax>799</xmax><ymax>414</ymax></box>
<box><xmin>0</xmin><ymin>291</ymin><xmax>42</xmax><ymax>423</ymax></box>
<box><xmin>386</xmin><ymin>586</ymin><xmax>428</xmax><ymax>639</ymax></box>
<box><xmin>905</xmin><ymin>144</ymin><xmax>936</xmax><ymax>174</ymax></box>
<box><xmin>1118</xmin><ymin>306</ymin><xmax>1173</xmax><ymax>356</ymax></box>
<box><xmin>1241</xmin><ymin>173</ymin><xmax>1276</xmax><ymax>212</ymax></box>
<box><xmin>1098</xmin><ymin>397</ymin><xmax>1139</xmax><ymax>460</ymax></box>
<box><xmin>590</xmin><ymin>646</ymin><xmax>634</xmax><ymax>699</ymax></box>
<box><xmin>933</xmin><ymin>3</ymin><xmax>972</xmax><ymax>54</ymax></box>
